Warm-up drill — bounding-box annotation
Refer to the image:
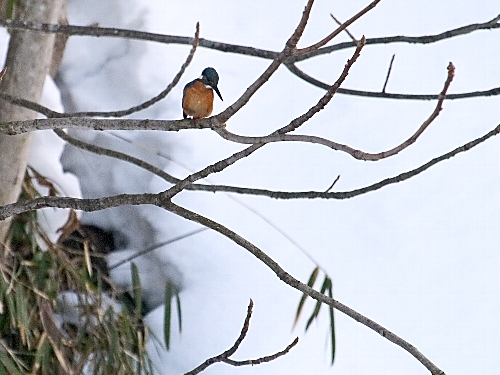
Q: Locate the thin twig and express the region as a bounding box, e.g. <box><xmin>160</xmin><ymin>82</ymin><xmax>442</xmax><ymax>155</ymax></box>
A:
<box><xmin>162</xmin><ymin>200</ymin><xmax>446</xmax><ymax>375</ymax></box>
<box><xmin>325</xmin><ymin>175</ymin><xmax>341</xmax><ymax>193</ymax></box>
<box><xmin>287</xmin><ymin>61</ymin><xmax>489</xmax><ymax>101</ymax></box>
<box><xmin>108</xmin><ymin>227</ymin><xmax>208</xmax><ymax>270</ymax></box>
<box><xmin>294</xmin><ymin>0</ymin><xmax>380</xmax><ymax>56</ymax></box>
<box><xmin>382</xmin><ymin>54</ymin><xmax>395</xmax><ymax>93</ymax></box>
<box><xmin>222</xmin><ymin>338</ymin><xmax>299</xmax><ymax>366</ymax></box>
<box><xmin>330</xmin><ymin>13</ymin><xmax>357</xmax><ymax>42</ymax></box>
<box><xmin>183</xmin><ymin>300</ymin><xmax>299</xmax><ymax>375</ymax></box>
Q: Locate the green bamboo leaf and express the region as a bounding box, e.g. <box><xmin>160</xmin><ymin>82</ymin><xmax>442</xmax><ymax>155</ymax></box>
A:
<box><xmin>14</xmin><ymin>284</ymin><xmax>29</xmax><ymax>345</ymax></box>
<box><xmin>175</xmin><ymin>291</ymin><xmax>182</xmax><ymax>333</ymax></box>
<box><xmin>130</xmin><ymin>263</ymin><xmax>142</xmax><ymax>321</ymax></box>
<box><xmin>0</xmin><ymin>349</ymin><xmax>24</xmax><ymax>375</ymax></box>
<box><xmin>164</xmin><ymin>281</ymin><xmax>173</xmax><ymax>350</ymax></box>
<box><xmin>34</xmin><ymin>251</ymin><xmax>50</xmax><ymax>290</ymax></box>
<box><xmin>327</xmin><ymin>281</ymin><xmax>336</xmax><ymax>365</ymax></box>
<box><xmin>305</xmin><ymin>276</ymin><xmax>330</xmax><ymax>331</ymax></box>
<box><xmin>293</xmin><ymin>266</ymin><xmax>319</xmax><ymax>328</ymax></box>
<box><xmin>32</xmin><ymin>334</ymin><xmax>51</xmax><ymax>374</ymax></box>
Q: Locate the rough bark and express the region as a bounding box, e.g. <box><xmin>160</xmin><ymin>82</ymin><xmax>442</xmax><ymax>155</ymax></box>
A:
<box><xmin>0</xmin><ymin>0</ymin><xmax>63</xmax><ymax>248</ymax></box>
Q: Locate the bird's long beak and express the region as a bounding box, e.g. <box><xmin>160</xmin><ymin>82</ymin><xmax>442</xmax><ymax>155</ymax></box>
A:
<box><xmin>212</xmin><ymin>85</ymin><xmax>223</xmax><ymax>101</ymax></box>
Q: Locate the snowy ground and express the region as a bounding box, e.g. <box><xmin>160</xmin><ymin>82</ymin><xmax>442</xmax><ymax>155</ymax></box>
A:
<box><xmin>11</xmin><ymin>0</ymin><xmax>500</xmax><ymax>374</ymax></box>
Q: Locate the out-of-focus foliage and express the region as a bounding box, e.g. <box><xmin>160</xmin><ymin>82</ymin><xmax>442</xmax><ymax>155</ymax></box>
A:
<box><xmin>0</xmin><ymin>171</ymin><xmax>153</xmax><ymax>375</ymax></box>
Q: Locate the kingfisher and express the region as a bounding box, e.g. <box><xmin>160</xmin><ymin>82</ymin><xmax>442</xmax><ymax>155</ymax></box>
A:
<box><xmin>182</xmin><ymin>67</ymin><xmax>223</xmax><ymax>120</ymax></box>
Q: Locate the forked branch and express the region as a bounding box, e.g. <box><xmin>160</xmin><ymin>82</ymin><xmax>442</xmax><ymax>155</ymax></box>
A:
<box><xmin>184</xmin><ymin>300</ymin><xmax>298</xmax><ymax>375</ymax></box>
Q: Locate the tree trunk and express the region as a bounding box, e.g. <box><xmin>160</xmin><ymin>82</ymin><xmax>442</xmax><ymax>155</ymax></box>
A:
<box><xmin>0</xmin><ymin>0</ymin><xmax>63</xmax><ymax>248</ymax></box>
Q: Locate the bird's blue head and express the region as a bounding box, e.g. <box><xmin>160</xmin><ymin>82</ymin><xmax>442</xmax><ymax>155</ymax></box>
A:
<box><xmin>201</xmin><ymin>67</ymin><xmax>223</xmax><ymax>101</ymax></box>
<box><xmin>202</xmin><ymin>67</ymin><xmax>219</xmax><ymax>85</ymax></box>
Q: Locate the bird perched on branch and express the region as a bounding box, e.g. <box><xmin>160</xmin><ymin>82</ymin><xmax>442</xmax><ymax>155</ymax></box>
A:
<box><xmin>182</xmin><ymin>67</ymin><xmax>223</xmax><ymax>120</ymax></box>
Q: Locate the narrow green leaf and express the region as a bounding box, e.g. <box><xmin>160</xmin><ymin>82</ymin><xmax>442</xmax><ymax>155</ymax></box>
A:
<box><xmin>32</xmin><ymin>334</ymin><xmax>51</xmax><ymax>373</ymax></box>
<box><xmin>130</xmin><ymin>263</ymin><xmax>142</xmax><ymax>321</ymax></box>
<box><xmin>293</xmin><ymin>266</ymin><xmax>319</xmax><ymax>328</ymax></box>
<box><xmin>15</xmin><ymin>284</ymin><xmax>30</xmax><ymax>345</ymax></box>
<box><xmin>175</xmin><ymin>291</ymin><xmax>182</xmax><ymax>333</ymax></box>
<box><xmin>0</xmin><ymin>349</ymin><xmax>24</xmax><ymax>375</ymax></box>
<box><xmin>164</xmin><ymin>281</ymin><xmax>173</xmax><ymax>350</ymax></box>
<box><xmin>327</xmin><ymin>280</ymin><xmax>336</xmax><ymax>365</ymax></box>
<box><xmin>305</xmin><ymin>276</ymin><xmax>330</xmax><ymax>331</ymax></box>
<box><xmin>305</xmin><ymin>299</ymin><xmax>322</xmax><ymax>331</ymax></box>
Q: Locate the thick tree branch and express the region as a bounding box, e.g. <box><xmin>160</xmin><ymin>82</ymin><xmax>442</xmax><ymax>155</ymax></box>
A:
<box><xmin>0</xmin><ymin>193</ymin><xmax>160</xmax><ymax>220</ymax></box>
<box><xmin>1</xmin><ymin>14</ymin><xmax>497</xmax><ymax>62</ymax></box>
<box><xmin>163</xmin><ymin>200</ymin><xmax>446</xmax><ymax>375</ymax></box>
<box><xmin>1</xmin><ymin>122</ymin><xmax>499</xmax><ymax>220</ymax></box>
<box><xmin>0</xmin><ymin>117</ymin><xmax>219</xmax><ymax>134</ymax></box>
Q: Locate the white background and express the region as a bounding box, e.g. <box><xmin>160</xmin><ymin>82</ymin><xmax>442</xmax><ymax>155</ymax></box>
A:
<box><xmin>20</xmin><ymin>0</ymin><xmax>500</xmax><ymax>374</ymax></box>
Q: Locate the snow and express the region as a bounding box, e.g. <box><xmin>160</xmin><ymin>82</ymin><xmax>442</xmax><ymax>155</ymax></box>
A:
<box><xmin>7</xmin><ymin>0</ymin><xmax>500</xmax><ymax>374</ymax></box>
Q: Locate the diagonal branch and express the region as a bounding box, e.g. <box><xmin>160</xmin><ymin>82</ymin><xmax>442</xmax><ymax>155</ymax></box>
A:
<box><xmin>215</xmin><ymin>0</ymin><xmax>314</xmax><ymax>123</ymax></box>
<box><xmin>294</xmin><ymin>0</ymin><xmax>380</xmax><ymax>56</ymax></box>
<box><xmin>162</xmin><ymin>200</ymin><xmax>446</xmax><ymax>375</ymax></box>
<box><xmin>217</xmin><ymin>62</ymin><xmax>455</xmax><ymax>161</ymax></box>
<box><xmin>53</xmin><ymin>129</ymin><xmax>178</xmax><ymax>183</ymax></box>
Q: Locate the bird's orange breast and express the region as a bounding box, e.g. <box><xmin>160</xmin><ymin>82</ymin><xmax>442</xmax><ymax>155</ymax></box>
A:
<box><xmin>182</xmin><ymin>80</ymin><xmax>214</xmax><ymax>120</ymax></box>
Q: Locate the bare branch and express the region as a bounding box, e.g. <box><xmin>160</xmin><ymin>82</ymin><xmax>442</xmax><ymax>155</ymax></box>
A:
<box><xmin>292</xmin><ymin>13</ymin><xmax>500</xmax><ymax>62</ymax></box>
<box><xmin>215</xmin><ymin>61</ymin><xmax>454</xmax><ymax>162</ymax></box>
<box><xmin>64</xmin><ymin>21</ymin><xmax>200</xmax><ymax>118</ymax></box>
<box><xmin>163</xmin><ymin>200</ymin><xmax>446</xmax><ymax>375</ymax></box>
<box><xmin>2</xmin><ymin>122</ymin><xmax>499</xmax><ymax>220</ymax></box>
<box><xmin>325</xmin><ymin>175</ymin><xmax>341</xmax><ymax>193</ymax></box>
<box><xmin>0</xmin><ymin>193</ymin><xmax>160</xmax><ymax>220</ymax></box>
<box><xmin>294</xmin><ymin>0</ymin><xmax>380</xmax><ymax>56</ymax></box>
<box><xmin>54</xmin><ymin>129</ymin><xmax>178</xmax><ymax>184</ymax></box>
<box><xmin>183</xmin><ymin>300</ymin><xmax>298</xmax><ymax>375</ymax></box>
<box><xmin>0</xmin><ymin>117</ymin><xmax>220</xmax><ymax>134</ymax></box>
<box><xmin>286</xmin><ymin>61</ymin><xmax>496</xmax><ymax>101</ymax></box>
<box><xmin>222</xmin><ymin>338</ymin><xmax>299</xmax><ymax>366</ymax></box>
<box><xmin>1</xmin><ymin>13</ymin><xmax>498</xmax><ymax>63</ymax></box>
